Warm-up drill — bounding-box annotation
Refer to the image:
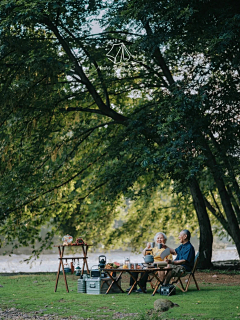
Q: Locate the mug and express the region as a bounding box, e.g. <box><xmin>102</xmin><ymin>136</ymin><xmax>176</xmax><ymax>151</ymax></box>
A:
<box><xmin>157</xmin><ymin>243</ymin><xmax>162</xmax><ymax>249</ymax></box>
<box><xmin>150</xmin><ymin>242</ymin><xmax>155</xmax><ymax>248</ymax></box>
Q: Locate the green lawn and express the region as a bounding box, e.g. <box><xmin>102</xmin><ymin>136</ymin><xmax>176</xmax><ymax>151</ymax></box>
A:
<box><xmin>0</xmin><ymin>273</ymin><xmax>240</xmax><ymax>320</ymax></box>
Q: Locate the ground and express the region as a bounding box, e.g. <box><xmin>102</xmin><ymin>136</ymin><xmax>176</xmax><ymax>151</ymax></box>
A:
<box><xmin>195</xmin><ymin>270</ymin><xmax>240</xmax><ymax>285</ymax></box>
<box><xmin>120</xmin><ymin>270</ymin><xmax>240</xmax><ymax>286</ymax></box>
<box><xmin>1</xmin><ymin>270</ymin><xmax>240</xmax><ymax>319</ymax></box>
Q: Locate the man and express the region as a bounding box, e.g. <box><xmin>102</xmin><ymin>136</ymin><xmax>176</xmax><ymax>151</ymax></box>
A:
<box><xmin>161</xmin><ymin>229</ymin><xmax>195</xmax><ymax>285</ymax></box>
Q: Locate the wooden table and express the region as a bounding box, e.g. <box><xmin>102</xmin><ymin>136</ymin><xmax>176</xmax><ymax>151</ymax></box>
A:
<box><xmin>103</xmin><ymin>267</ymin><xmax>172</xmax><ymax>296</ymax></box>
<box><xmin>54</xmin><ymin>244</ymin><xmax>91</xmax><ymax>292</ymax></box>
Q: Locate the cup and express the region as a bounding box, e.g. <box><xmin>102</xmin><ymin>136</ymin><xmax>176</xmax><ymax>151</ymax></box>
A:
<box><xmin>150</xmin><ymin>242</ymin><xmax>155</xmax><ymax>248</ymax></box>
<box><xmin>157</xmin><ymin>243</ymin><xmax>162</xmax><ymax>249</ymax></box>
<box><xmin>133</xmin><ymin>263</ymin><xmax>138</xmax><ymax>269</ymax></box>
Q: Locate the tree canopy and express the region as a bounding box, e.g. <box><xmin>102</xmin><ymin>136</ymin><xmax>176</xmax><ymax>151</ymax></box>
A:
<box><xmin>0</xmin><ymin>0</ymin><xmax>240</xmax><ymax>266</ymax></box>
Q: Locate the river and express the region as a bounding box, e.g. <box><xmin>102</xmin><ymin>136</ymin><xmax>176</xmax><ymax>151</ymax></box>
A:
<box><xmin>0</xmin><ymin>247</ymin><xmax>239</xmax><ymax>273</ymax></box>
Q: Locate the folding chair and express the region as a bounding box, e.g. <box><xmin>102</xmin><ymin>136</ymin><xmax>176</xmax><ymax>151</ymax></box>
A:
<box><xmin>171</xmin><ymin>252</ymin><xmax>200</xmax><ymax>292</ymax></box>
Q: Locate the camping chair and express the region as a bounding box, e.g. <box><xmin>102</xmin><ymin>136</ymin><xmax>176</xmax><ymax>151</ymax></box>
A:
<box><xmin>171</xmin><ymin>252</ymin><xmax>200</xmax><ymax>292</ymax></box>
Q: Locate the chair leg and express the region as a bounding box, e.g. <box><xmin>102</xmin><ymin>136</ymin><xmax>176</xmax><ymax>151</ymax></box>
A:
<box><xmin>184</xmin><ymin>277</ymin><xmax>191</xmax><ymax>292</ymax></box>
<box><xmin>192</xmin><ymin>274</ymin><xmax>200</xmax><ymax>290</ymax></box>
<box><xmin>177</xmin><ymin>278</ymin><xmax>186</xmax><ymax>292</ymax></box>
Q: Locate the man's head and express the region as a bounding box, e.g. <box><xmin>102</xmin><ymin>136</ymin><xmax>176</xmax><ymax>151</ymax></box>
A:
<box><xmin>178</xmin><ymin>229</ymin><xmax>191</xmax><ymax>244</ymax></box>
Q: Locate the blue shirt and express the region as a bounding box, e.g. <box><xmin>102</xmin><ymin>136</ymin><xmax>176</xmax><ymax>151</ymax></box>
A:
<box><xmin>174</xmin><ymin>241</ymin><xmax>195</xmax><ymax>271</ymax></box>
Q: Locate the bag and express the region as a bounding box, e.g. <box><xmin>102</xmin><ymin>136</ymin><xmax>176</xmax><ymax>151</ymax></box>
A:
<box><xmin>160</xmin><ymin>284</ymin><xmax>176</xmax><ymax>296</ymax></box>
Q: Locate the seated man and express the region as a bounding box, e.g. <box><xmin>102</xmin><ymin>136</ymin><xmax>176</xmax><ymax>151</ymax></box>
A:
<box><xmin>161</xmin><ymin>229</ymin><xmax>195</xmax><ymax>285</ymax></box>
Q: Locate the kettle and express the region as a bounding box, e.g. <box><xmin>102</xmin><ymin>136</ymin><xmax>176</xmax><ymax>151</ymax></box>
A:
<box><xmin>63</xmin><ymin>262</ymin><xmax>71</xmax><ymax>273</ymax></box>
<box><xmin>98</xmin><ymin>255</ymin><xmax>106</xmax><ymax>270</ymax></box>
<box><xmin>144</xmin><ymin>255</ymin><xmax>154</xmax><ymax>264</ymax></box>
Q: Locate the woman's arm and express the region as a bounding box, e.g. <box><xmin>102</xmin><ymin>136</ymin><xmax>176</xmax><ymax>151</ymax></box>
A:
<box><xmin>142</xmin><ymin>242</ymin><xmax>151</xmax><ymax>255</ymax></box>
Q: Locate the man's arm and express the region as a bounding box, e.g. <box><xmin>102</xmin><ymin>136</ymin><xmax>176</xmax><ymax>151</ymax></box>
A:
<box><xmin>166</xmin><ymin>259</ymin><xmax>186</xmax><ymax>265</ymax></box>
<box><xmin>161</xmin><ymin>244</ymin><xmax>177</xmax><ymax>255</ymax></box>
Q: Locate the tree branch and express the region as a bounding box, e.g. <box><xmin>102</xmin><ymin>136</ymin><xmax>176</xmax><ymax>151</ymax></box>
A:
<box><xmin>143</xmin><ymin>21</ymin><xmax>175</xmax><ymax>86</ymax></box>
<box><xmin>60</xmin><ymin>24</ymin><xmax>111</xmax><ymax>108</ymax></box>
<box><xmin>42</xmin><ymin>17</ymin><xmax>128</xmax><ymax>123</ymax></box>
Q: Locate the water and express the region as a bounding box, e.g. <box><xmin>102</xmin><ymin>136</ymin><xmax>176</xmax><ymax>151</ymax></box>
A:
<box><xmin>0</xmin><ymin>247</ymin><xmax>239</xmax><ymax>273</ymax></box>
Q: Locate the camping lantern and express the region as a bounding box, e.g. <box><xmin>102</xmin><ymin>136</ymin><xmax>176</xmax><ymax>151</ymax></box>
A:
<box><xmin>75</xmin><ymin>264</ymin><xmax>81</xmax><ymax>276</ymax></box>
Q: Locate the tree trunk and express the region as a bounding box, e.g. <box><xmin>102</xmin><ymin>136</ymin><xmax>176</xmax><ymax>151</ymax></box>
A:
<box><xmin>189</xmin><ymin>177</ymin><xmax>213</xmax><ymax>269</ymax></box>
<box><xmin>203</xmin><ymin>142</ymin><xmax>240</xmax><ymax>256</ymax></box>
<box><xmin>226</xmin><ymin>185</ymin><xmax>240</xmax><ymax>224</ymax></box>
<box><xmin>204</xmin><ymin>196</ymin><xmax>233</xmax><ymax>239</ymax></box>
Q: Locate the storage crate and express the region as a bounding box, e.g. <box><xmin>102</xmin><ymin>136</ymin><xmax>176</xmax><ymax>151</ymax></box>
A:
<box><xmin>160</xmin><ymin>284</ymin><xmax>176</xmax><ymax>296</ymax></box>
<box><xmin>77</xmin><ymin>278</ymin><xmax>86</xmax><ymax>293</ymax></box>
<box><xmin>86</xmin><ymin>277</ymin><xmax>122</xmax><ymax>295</ymax></box>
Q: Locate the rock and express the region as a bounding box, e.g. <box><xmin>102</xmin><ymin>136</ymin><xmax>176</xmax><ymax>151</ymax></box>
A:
<box><xmin>154</xmin><ymin>299</ymin><xmax>175</xmax><ymax>312</ymax></box>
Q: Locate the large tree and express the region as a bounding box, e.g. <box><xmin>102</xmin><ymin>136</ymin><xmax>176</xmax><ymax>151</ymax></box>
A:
<box><xmin>0</xmin><ymin>0</ymin><xmax>239</xmax><ymax>267</ymax></box>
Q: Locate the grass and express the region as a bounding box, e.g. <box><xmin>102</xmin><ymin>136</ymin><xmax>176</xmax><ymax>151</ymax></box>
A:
<box><xmin>0</xmin><ymin>273</ymin><xmax>240</xmax><ymax>320</ymax></box>
<box><xmin>198</xmin><ymin>269</ymin><xmax>240</xmax><ymax>275</ymax></box>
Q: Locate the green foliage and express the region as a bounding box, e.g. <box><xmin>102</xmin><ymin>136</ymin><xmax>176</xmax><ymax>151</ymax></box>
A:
<box><xmin>0</xmin><ymin>0</ymin><xmax>239</xmax><ymax>255</ymax></box>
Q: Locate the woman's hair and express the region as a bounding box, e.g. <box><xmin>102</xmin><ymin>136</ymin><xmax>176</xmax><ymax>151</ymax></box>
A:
<box><xmin>154</xmin><ymin>232</ymin><xmax>167</xmax><ymax>243</ymax></box>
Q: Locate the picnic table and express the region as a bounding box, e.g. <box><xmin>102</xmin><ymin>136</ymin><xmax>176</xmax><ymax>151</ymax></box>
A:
<box><xmin>103</xmin><ymin>266</ymin><xmax>172</xmax><ymax>296</ymax></box>
<box><xmin>54</xmin><ymin>244</ymin><xmax>91</xmax><ymax>292</ymax></box>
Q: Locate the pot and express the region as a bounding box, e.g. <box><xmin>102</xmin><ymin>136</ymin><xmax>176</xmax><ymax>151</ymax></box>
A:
<box><xmin>90</xmin><ymin>265</ymin><xmax>100</xmax><ymax>278</ymax></box>
<box><xmin>144</xmin><ymin>255</ymin><xmax>154</xmax><ymax>264</ymax></box>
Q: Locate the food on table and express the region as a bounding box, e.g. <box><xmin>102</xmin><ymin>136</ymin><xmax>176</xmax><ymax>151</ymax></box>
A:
<box><xmin>62</xmin><ymin>234</ymin><xmax>73</xmax><ymax>245</ymax></box>
<box><xmin>105</xmin><ymin>262</ymin><xmax>120</xmax><ymax>269</ymax></box>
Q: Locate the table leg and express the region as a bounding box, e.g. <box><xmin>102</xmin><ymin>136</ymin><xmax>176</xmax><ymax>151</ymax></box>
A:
<box><xmin>55</xmin><ymin>246</ymin><xmax>69</xmax><ymax>293</ymax></box>
<box><xmin>104</xmin><ymin>271</ymin><xmax>124</xmax><ymax>294</ymax></box>
<box><xmin>62</xmin><ymin>261</ymin><xmax>69</xmax><ymax>293</ymax></box>
<box><xmin>85</xmin><ymin>245</ymin><xmax>90</xmax><ymax>274</ymax></box>
<box><xmin>81</xmin><ymin>245</ymin><xmax>90</xmax><ymax>275</ymax></box>
<box><xmin>135</xmin><ymin>271</ymin><xmax>148</xmax><ymax>294</ymax></box>
<box><xmin>55</xmin><ymin>246</ymin><xmax>62</xmax><ymax>292</ymax></box>
<box><xmin>54</xmin><ymin>261</ymin><xmax>61</xmax><ymax>292</ymax></box>
<box><xmin>151</xmin><ymin>272</ymin><xmax>162</xmax><ymax>296</ymax></box>
<box><xmin>127</xmin><ymin>272</ymin><xmax>138</xmax><ymax>294</ymax></box>
<box><xmin>151</xmin><ymin>269</ymin><xmax>171</xmax><ymax>296</ymax></box>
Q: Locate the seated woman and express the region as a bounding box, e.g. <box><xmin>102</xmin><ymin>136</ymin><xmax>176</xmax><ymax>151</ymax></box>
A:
<box><xmin>127</xmin><ymin>232</ymin><xmax>172</xmax><ymax>293</ymax></box>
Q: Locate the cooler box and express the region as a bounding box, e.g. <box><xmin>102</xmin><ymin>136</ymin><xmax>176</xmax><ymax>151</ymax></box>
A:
<box><xmin>86</xmin><ymin>277</ymin><xmax>122</xmax><ymax>294</ymax></box>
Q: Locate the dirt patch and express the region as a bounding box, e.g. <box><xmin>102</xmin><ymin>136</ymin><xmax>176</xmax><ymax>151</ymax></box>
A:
<box><xmin>195</xmin><ymin>270</ymin><xmax>240</xmax><ymax>285</ymax></box>
<box><xmin>121</xmin><ymin>269</ymin><xmax>240</xmax><ymax>286</ymax></box>
<box><xmin>113</xmin><ymin>312</ymin><xmax>138</xmax><ymax>319</ymax></box>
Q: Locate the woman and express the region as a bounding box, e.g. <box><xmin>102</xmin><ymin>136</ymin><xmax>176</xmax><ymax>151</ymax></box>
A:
<box><xmin>127</xmin><ymin>232</ymin><xmax>172</xmax><ymax>293</ymax></box>
<box><xmin>144</xmin><ymin>232</ymin><xmax>172</xmax><ymax>264</ymax></box>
